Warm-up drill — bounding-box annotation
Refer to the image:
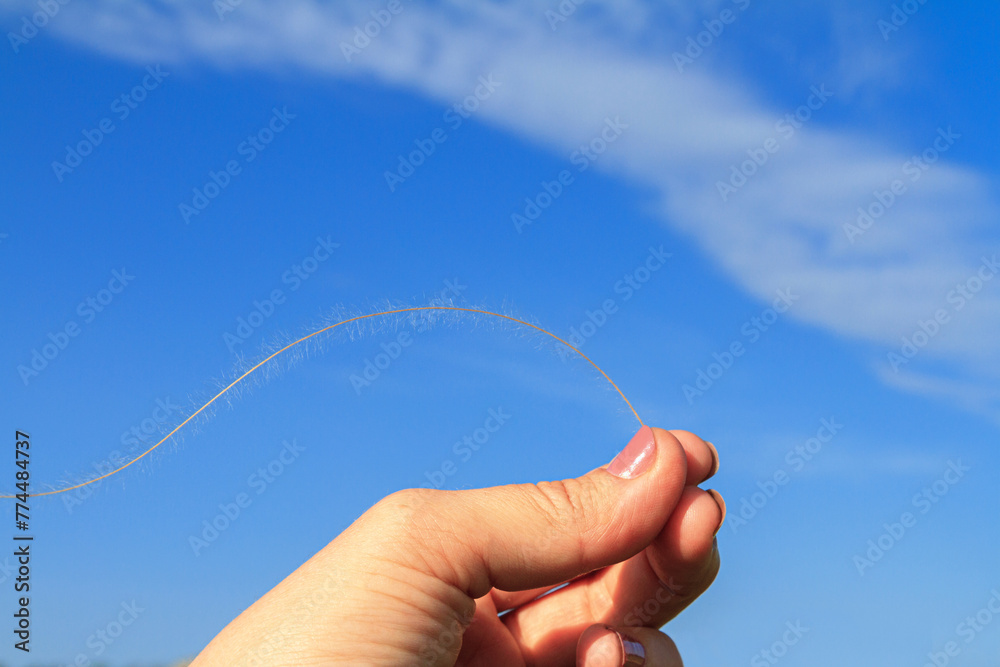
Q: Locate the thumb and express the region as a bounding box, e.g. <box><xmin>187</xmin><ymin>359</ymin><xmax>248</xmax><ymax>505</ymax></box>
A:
<box><xmin>388</xmin><ymin>426</ymin><xmax>689</xmax><ymax>598</ymax></box>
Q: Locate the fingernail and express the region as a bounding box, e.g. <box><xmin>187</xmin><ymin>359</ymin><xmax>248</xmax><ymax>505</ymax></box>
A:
<box><xmin>707</xmin><ymin>489</ymin><xmax>726</xmax><ymax>535</ymax></box>
<box><xmin>607</xmin><ymin>426</ymin><xmax>656</xmax><ymax>479</ymax></box>
<box><xmin>605</xmin><ymin>626</ymin><xmax>646</xmax><ymax>666</ymax></box>
<box><xmin>706</xmin><ymin>440</ymin><xmax>720</xmax><ymax>479</ymax></box>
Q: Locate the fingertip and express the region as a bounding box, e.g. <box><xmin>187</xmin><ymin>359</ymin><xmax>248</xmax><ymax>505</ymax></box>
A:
<box><xmin>667</xmin><ymin>429</ymin><xmax>718</xmax><ymax>485</ymax></box>
<box><xmin>668</xmin><ymin>487</ymin><xmax>724</xmax><ymax>558</ymax></box>
<box><xmin>589</xmin><ymin>426</ymin><xmax>690</xmax><ymax>566</ymax></box>
<box><xmin>706</xmin><ymin>440</ymin><xmax>720</xmax><ymax>478</ymax></box>
<box><xmin>707</xmin><ymin>488</ymin><xmax>726</xmax><ymax>535</ymax></box>
<box><xmin>645</xmin><ymin>487</ymin><xmax>723</xmax><ymax>598</ymax></box>
<box><xmin>647</xmin><ymin>427</ymin><xmax>688</xmax><ymax>486</ymax></box>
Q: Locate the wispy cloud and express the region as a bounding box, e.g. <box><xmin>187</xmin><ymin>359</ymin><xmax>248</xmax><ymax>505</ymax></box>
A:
<box><xmin>878</xmin><ymin>366</ymin><xmax>1000</xmax><ymax>427</ymax></box>
<box><xmin>6</xmin><ymin>0</ymin><xmax>996</xmax><ymax>420</ymax></box>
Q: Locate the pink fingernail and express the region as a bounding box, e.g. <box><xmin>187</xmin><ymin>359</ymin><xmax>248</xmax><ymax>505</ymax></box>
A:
<box><xmin>708</xmin><ymin>489</ymin><xmax>726</xmax><ymax>535</ymax></box>
<box><xmin>605</xmin><ymin>625</ymin><xmax>646</xmax><ymax>665</ymax></box>
<box><xmin>706</xmin><ymin>440</ymin><xmax>720</xmax><ymax>479</ymax></box>
<box><xmin>607</xmin><ymin>426</ymin><xmax>656</xmax><ymax>479</ymax></box>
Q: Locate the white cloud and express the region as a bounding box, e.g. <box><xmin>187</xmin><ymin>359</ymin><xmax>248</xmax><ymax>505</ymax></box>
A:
<box><xmin>5</xmin><ymin>0</ymin><xmax>997</xmax><ymax>419</ymax></box>
<box><xmin>878</xmin><ymin>366</ymin><xmax>1000</xmax><ymax>427</ymax></box>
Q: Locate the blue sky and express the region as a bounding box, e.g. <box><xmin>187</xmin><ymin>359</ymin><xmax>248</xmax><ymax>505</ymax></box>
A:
<box><xmin>1</xmin><ymin>0</ymin><xmax>998</xmax><ymax>664</ymax></box>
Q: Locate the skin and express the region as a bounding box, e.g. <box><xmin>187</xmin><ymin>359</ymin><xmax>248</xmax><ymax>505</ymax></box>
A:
<box><xmin>191</xmin><ymin>428</ymin><xmax>724</xmax><ymax>666</ymax></box>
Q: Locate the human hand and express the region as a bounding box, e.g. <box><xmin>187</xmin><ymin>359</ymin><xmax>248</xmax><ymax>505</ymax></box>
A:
<box><xmin>191</xmin><ymin>426</ymin><xmax>725</xmax><ymax>666</ymax></box>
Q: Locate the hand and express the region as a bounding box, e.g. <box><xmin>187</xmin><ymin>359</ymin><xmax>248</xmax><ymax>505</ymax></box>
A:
<box><xmin>191</xmin><ymin>426</ymin><xmax>725</xmax><ymax>666</ymax></box>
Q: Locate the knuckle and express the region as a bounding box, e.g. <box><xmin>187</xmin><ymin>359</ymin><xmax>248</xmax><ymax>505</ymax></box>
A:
<box><xmin>365</xmin><ymin>487</ymin><xmax>464</xmax><ymax>576</ymax></box>
<box><xmin>374</xmin><ymin>487</ymin><xmax>434</xmax><ymax>518</ymax></box>
<box><xmin>525</xmin><ymin>477</ymin><xmax>601</xmax><ymax>563</ymax></box>
<box><xmin>366</xmin><ymin>487</ymin><xmax>440</xmax><ymax>539</ymax></box>
<box><xmin>533</xmin><ymin>478</ymin><xmax>592</xmax><ymax>528</ymax></box>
